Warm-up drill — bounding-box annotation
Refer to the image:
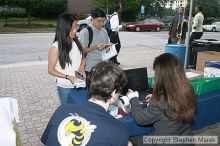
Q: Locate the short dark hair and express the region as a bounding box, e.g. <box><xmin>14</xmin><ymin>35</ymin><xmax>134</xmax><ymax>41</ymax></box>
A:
<box><xmin>91</xmin><ymin>8</ymin><xmax>106</xmax><ymax>19</ymax></box>
<box><xmin>115</xmin><ymin>5</ymin><xmax>121</xmax><ymax>11</ymax></box>
<box><xmin>86</xmin><ymin>61</ymin><xmax>127</xmax><ymax>102</ymax></box>
<box><xmin>196</xmin><ymin>4</ymin><xmax>203</xmax><ymax>12</ymax></box>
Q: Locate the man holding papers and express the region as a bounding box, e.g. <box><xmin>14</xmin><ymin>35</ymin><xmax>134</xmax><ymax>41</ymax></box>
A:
<box><xmin>78</xmin><ymin>8</ymin><xmax>111</xmax><ymax>74</ymax></box>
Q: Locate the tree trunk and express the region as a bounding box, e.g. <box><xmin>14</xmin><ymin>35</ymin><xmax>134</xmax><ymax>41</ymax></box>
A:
<box><xmin>115</xmin><ymin>0</ymin><xmax>121</xmax><ymax>6</ymax></box>
<box><xmin>27</xmin><ymin>12</ymin><xmax>31</xmax><ymax>25</ymax></box>
<box><xmin>26</xmin><ymin>6</ymin><xmax>31</xmax><ymax>25</ymax></box>
<box><xmin>5</xmin><ymin>14</ymin><xmax>8</xmax><ymax>25</ymax></box>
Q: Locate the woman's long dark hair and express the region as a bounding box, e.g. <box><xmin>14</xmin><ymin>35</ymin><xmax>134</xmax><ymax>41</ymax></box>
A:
<box><xmin>153</xmin><ymin>53</ymin><xmax>196</xmax><ymax>123</ymax></box>
<box><xmin>54</xmin><ymin>12</ymin><xmax>83</xmax><ymax>69</ymax></box>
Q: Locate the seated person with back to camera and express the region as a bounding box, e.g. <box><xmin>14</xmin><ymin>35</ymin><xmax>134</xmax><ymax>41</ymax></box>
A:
<box><xmin>41</xmin><ymin>61</ymin><xmax>134</xmax><ymax>146</ymax></box>
<box><xmin>126</xmin><ymin>53</ymin><xmax>197</xmax><ymax>146</ymax></box>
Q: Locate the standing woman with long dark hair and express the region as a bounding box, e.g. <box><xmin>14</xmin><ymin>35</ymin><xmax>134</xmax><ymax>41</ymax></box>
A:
<box><xmin>127</xmin><ymin>53</ymin><xmax>197</xmax><ymax>146</ymax></box>
<box><xmin>48</xmin><ymin>12</ymin><xmax>85</xmax><ymax>104</ymax></box>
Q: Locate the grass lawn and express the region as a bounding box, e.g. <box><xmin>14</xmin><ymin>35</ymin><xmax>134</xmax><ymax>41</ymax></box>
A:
<box><xmin>0</xmin><ymin>17</ymin><xmax>56</xmax><ymax>33</ymax></box>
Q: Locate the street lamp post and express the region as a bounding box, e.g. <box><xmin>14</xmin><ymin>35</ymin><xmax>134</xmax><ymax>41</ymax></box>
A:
<box><xmin>184</xmin><ymin>0</ymin><xmax>193</xmax><ymax>69</ymax></box>
<box><xmin>107</xmin><ymin>0</ymin><xmax>109</xmax><ymax>15</ymax></box>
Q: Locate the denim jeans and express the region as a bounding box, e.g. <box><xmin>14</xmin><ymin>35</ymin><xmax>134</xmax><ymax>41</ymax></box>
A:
<box><xmin>57</xmin><ymin>86</ymin><xmax>88</xmax><ymax>105</ymax></box>
<box><xmin>57</xmin><ymin>86</ymin><xmax>72</xmax><ymax>104</ymax></box>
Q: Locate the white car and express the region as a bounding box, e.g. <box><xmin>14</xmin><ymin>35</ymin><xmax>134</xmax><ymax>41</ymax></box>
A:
<box><xmin>77</xmin><ymin>15</ymin><xmax>111</xmax><ymax>32</ymax></box>
<box><xmin>203</xmin><ymin>22</ymin><xmax>220</xmax><ymax>32</ymax></box>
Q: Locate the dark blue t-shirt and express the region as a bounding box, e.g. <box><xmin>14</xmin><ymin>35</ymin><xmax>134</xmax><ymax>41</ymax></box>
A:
<box><xmin>41</xmin><ymin>102</ymin><xmax>129</xmax><ymax>146</ymax></box>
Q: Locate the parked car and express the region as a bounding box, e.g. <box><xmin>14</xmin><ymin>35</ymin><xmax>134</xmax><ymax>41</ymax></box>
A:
<box><xmin>77</xmin><ymin>15</ymin><xmax>111</xmax><ymax>32</ymax></box>
<box><xmin>203</xmin><ymin>22</ymin><xmax>220</xmax><ymax>32</ymax></box>
<box><xmin>126</xmin><ymin>18</ymin><xmax>165</xmax><ymax>32</ymax></box>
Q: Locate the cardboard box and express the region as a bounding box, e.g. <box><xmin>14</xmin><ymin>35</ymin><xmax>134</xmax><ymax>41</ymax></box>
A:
<box><xmin>196</xmin><ymin>51</ymin><xmax>220</xmax><ymax>71</ymax></box>
<box><xmin>204</xmin><ymin>61</ymin><xmax>220</xmax><ymax>77</ymax></box>
<box><xmin>185</xmin><ymin>69</ymin><xmax>203</xmax><ymax>80</ymax></box>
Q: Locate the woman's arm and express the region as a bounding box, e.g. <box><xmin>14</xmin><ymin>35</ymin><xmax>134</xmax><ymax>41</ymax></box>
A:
<box><xmin>127</xmin><ymin>90</ymin><xmax>161</xmax><ymax>126</ymax></box>
<box><xmin>48</xmin><ymin>46</ymin><xmax>75</xmax><ymax>83</ymax></box>
<box><xmin>130</xmin><ymin>97</ymin><xmax>160</xmax><ymax>126</ymax></box>
<box><xmin>78</xmin><ymin>57</ymin><xmax>86</xmax><ymax>78</ymax></box>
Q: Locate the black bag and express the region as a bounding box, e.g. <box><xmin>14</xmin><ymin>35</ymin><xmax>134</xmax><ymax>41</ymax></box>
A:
<box><xmin>104</xmin><ymin>13</ymin><xmax>116</xmax><ymax>36</ymax></box>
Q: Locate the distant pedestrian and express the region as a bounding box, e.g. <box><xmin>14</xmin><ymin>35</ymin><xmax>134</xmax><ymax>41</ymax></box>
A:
<box><xmin>169</xmin><ymin>6</ymin><xmax>188</xmax><ymax>44</ymax></box>
<box><xmin>188</xmin><ymin>4</ymin><xmax>204</xmax><ymax>67</ymax></box>
<box><xmin>48</xmin><ymin>12</ymin><xmax>86</xmax><ymax>104</ymax></box>
<box><xmin>109</xmin><ymin>5</ymin><xmax>123</xmax><ymax>65</ymax></box>
<box><xmin>78</xmin><ymin>8</ymin><xmax>110</xmax><ymax>74</ymax></box>
<box><xmin>190</xmin><ymin>4</ymin><xmax>204</xmax><ymax>44</ymax></box>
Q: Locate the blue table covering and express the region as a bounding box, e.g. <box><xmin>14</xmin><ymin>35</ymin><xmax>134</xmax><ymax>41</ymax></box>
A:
<box><xmin>68</xmin><ymin>89</ymin><xmax>220</xmax><ymax>136</ymax></box>
<box><xmin>191</xmin><ymin>89</ymin><xmax>220</xmax><ymax>131</ymax></box>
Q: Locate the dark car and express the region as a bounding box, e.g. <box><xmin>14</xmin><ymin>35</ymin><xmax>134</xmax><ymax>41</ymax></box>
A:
<box><xmin>126</xmin><ymin>18</ymin><xmax>165</xmax><ymax>32</ymax></box>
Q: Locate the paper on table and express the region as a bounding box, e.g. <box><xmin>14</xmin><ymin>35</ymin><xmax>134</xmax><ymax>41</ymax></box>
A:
<box><xmin>108</xmin><ymin>105</ymin><xmax>121</xmax><ymax>119</ymax></box>
<box><xmin>113</xmin><ymin>97</ymin><xmax>131</xmax><ymax>114</ymax></box>
<box><xmin>73</xmin><ymin>78</ymin><xmax>86</xmax><ymax>88</ymax></box>
<box><xmin>185</xmin><ymin>72</ymin><xmax>202</xmax><ymax>79</ymax></box>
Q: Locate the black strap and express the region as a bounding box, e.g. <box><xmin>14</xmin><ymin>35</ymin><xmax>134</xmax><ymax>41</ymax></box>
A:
<box><xmin>86</xmin><ymin>26</ymin><xmax>93</xmax><ymax>48</ymax></box>
<box><xmin>110</xmin><ymin>13</ymin><xmax>117</xmax><ymax>19</ymax></box>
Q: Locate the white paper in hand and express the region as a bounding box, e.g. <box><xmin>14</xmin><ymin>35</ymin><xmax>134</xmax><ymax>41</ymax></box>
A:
<box><xmin>101</xmin><ymin>44</ymin><xmax>117</xmax><ymax>61</ymax></box>
<box><xmin>73</xmin><ymin>78</ymin><xmax>86</xmax><ymax>88</ymax></box>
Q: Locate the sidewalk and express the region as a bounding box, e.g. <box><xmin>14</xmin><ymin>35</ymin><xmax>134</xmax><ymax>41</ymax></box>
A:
<box><xmin>0</xmin><ymin>51</ymin><xmax>219</xmax><ymax>146</ymax></box>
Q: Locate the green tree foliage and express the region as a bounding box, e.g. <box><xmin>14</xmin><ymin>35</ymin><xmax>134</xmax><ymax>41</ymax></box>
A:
<box><xmin>1</xmin><ymin>0</ymin><xmax>10</xmax><ymax>25</ymax></box>
<box><xmin>11</xmin><ymin>0</ymin><xmax>37</xmax><ymax>24</ymax></box>
<box><xmin>92</xmin><ymin>0</ymin><xmax>169</xmax><ymax>21</ymax></box>
<box><xmin>31</xmin><ymin>0</ymin><xmax>67</xmax><ymax>18</ymax></box>
<box><xmin>92</xmin><ymin>0</ymin><xmax>116</xmax><ymax>14</ymax></box>
<box><xmin>5</xmin><ymin>0</ymin><xmax>67</xmax><ymax>24</ymax></box>
<box><xmin>185</xmin><ymin>0</ymin><xmax>220</xmax><ymax>22</ymax></box>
